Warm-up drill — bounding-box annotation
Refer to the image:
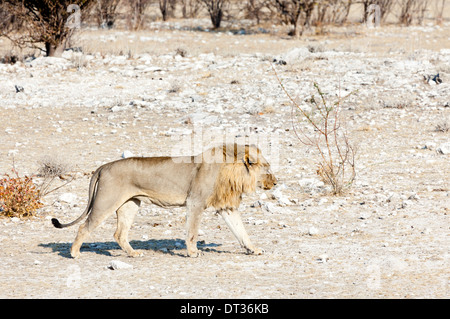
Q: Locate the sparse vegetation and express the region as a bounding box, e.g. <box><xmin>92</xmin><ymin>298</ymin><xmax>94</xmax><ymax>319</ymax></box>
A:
<box><xmin>0</xmin><ymin>157</ymin><xmax>73</xmax><ymax>219</ymax></box>
<box><xmin>0</xmin><ymin>0</ymin><xmax>95</xmax><ymax>56</ymax></box>
<box><xmin>0</xmin><ymin>168</ymin><xmax>43</xmax><ymax>218</ymax></box>
<box><xmin>0</xmin><ymin>4</ymin><xmax>448</xmax><ymax>297</ymax></box>
<box><xmin>37</xmin><ymin>156</ymin><xmax>74</xmax><ymax>198</ymax></box>
<box><xmin>273</xmin><ymin>66</ymin><xmax>357</xmax><ymax>195</ymax></box>
<box><xmin>199</xmin><ymin>0</ymin><xmax>229</xmax><ymax>29</ymax></box>
<box><xmin>434</xmin><ymin>121</ymin><xmax>449</xmax><ymax>133</ymax></box>
<box><xmin>0</xmin><ymin>0</ymin><xmax>444</xmax><ymax>54</ymax></box>
<box><xmin>397</xmin><ymin>0</ymin><xmax>431</xmax><ymax>25</ymax></box>
<box><xmin>93</xmin><ymin>0</ymin><xmax>121</xmax><ymax>28</ymax></box>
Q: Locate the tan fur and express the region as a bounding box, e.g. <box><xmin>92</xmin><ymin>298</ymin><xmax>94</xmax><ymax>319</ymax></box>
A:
<box><xmin>207</xmin><ymin>161</ymin><xmax>258</xmax><ymax>209</ymax></box>
<box><xmin>52</xmin><ymin>143</ymin><xmax>277</xmax><ymax>258</ymax></box>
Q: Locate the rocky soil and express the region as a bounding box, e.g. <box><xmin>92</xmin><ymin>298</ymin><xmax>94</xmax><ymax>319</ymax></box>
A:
<box><xmin>0</xmin><ymin>22</ymin><xmax>449</xmax><ymax>298</ymax></box>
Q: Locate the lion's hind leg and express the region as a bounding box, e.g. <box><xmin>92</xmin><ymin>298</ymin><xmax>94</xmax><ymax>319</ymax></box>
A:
<box><xmin>219</xmin><ymin>209</ymin><xmax>263</xmax><ymax>255</ymax></box>
<box><xmin>70</xmin><ymin>192</ymin><xmax>130</xmax><ymax>259</ymax></box>
<box><xmin>115</xmin><ymin>198</ymin><xmax>142</xmax><ymax>257</ymax></box>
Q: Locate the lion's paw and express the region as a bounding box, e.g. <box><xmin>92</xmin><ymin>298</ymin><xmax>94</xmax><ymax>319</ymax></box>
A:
<box><xmin>187</xmin><ymin>249</ymin><xmax>204</xmax><ymax>258</ymax></box>
<box><xmin>247</xmin><ymin>247</ymin><xmax>264</xmax><ymax>255</ymax></box>
<box><xmin>70</xmin><ymin>250</ymin><xmax>81</xmax><ymax>259</ymax></box>
<box><xmin>128</xmin><ymin>251</ymin><xmax>144</xmax><ymax>258</ymax></box>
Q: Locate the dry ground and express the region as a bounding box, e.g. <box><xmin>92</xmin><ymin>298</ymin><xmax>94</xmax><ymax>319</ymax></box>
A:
<box><xmin>0</xmin><ymin>20</ymin><xmax>449</xmax><ymax>298</ymax></box>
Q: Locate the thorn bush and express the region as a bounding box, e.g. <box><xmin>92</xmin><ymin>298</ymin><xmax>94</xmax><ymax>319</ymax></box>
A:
<box><xmin>0</xmin><ymin>169</ymin><xmax>43</xmax><ymax>219</ymax></box>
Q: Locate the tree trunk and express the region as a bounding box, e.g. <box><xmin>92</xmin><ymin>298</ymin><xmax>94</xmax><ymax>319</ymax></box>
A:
<box><xmin>160</xmin><ymin>0</ymin><xmax>168</xmax><ymax>21</ymax></box>
<box><xmin>45</xmin><ymin>41</ymin><xmax>65</xmax><ymax>57</ymax></box>
<box><xmin>210</xmin><ymin>8</ymin><xmax>223</xmax><ymax>28</ymax></box>
<box><xmin>292</xmin><ymin>7</ymin><xmax>302</xmax><ymax>37</ymax></box>
<box><xmin>45</xmin><ymin>42</ymin><xmax>58</xmax><ymax>57</ymax></box>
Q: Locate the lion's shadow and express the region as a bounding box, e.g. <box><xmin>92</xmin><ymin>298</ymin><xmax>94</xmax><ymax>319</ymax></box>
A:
<box><xmin>39</xmin><ymin>239</ymin><xmax>222</xmax><ymax>258</ymax></box>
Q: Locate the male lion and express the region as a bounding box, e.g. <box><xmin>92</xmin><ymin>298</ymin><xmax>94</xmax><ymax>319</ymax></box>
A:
<box><xmin>52</xmin><ymin>143</ymin><xmax>277</xmax><ymax>258</ymax></box>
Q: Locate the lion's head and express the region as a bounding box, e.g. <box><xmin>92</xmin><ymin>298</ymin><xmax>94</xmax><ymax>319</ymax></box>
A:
<box><xmin>205</xmin><ymin>144</ymin><xmax>277</xmax><ymax>210</ymax></box>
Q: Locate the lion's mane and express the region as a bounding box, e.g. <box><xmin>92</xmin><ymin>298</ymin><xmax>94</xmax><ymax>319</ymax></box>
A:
<box><xmin>206</xmin><ymin>145</ymin><xmax>261</xmax><ymax>210</ymax></box>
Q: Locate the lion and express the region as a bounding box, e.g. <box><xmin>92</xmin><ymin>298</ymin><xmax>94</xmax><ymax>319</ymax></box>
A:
<box><xmin>52</xmin><ymin>143</ymin><xmax>277</xmax><ymax>258</ymax></box>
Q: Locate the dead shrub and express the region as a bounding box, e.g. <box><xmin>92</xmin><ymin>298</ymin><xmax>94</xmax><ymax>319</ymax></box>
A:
<box><xmin>37</xmin><ymin>156</ymin><xmax>73</xmax><ymax>197</ymax></box>
<box><xmin>273</xmin><ymin>65</ymin><xmax>357</xmax><ymax>195</ymax></box>
<box><xmin>397</xmin><ymin>0</ymin><xmax>431</xmax><ymax>25</ymax></box>
<box><xmin>434</xmin><ymin>121</ymin><xmax>449</xmax><ymax>133</ymax></box>
<box><xmin>269</xmin><ymin>0</ymin><xmax>316</xmax><ymax>37</ymax></box>
<box><xmin>199</xmin><ymin>0</ymin><xmax>230</xmax><ymax>29</ymax></box>
<box><xmin>93</xmin><ymin>0</ymin><xmax>121</xmax><ymax>29</ymax></box>
<box><xmin>0</xmin><ymin>169</ymin><xmax>43</xmax><ymax>219</ymax></box>
<box><xmin>125</xmin><ymin>0</ymin><xmax>152</xmax><ymax>30</ymax></box>
<box><xmin>1</xmin><ymin>0</ymin><xmax>95</xmax><ymax>56</ymax></box>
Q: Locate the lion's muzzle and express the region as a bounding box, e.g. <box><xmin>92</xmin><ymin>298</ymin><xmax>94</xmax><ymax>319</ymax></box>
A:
<box><xmin>260</xmin><ymin>173</ymin><xmax>277</xmax><ymax>190</ymax></box>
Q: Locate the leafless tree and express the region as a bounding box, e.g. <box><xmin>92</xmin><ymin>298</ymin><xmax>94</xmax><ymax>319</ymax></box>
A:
<box><xmin>126</xmin><ymin>0</ymin><xmax>152</xmax><ymax>30</ymax></box>
<box><xmin>397</xmin><ymin>0</ymin><xmax>430</xmax><ymax>25</ymax></box>
<box><xmin>315</xmin><ymin>0</ymin><xmax>352</xmax><ymax>25</ymax></box>
<box><xmin>199</xmin><ymin>0</ymin><xmax>230</xmax><ymax>29</ymax></box>
<box><xmin>433</xmin><ymin>0</ymin><xmax>446</xmax><ymax>25</ymax></box>
<box><xmin>243</xmin><ymin>0</ymin><xmax>272</xmax><ymax>24</ymax></box>
<box><xmin>0</xmin><ymin>0</ymin><xmax>94</xmax><ymax>56</ymax></box>
<box><xmin>180</xmin><ymin>0</ymin><xmax>202</xmax><ymax>18</ymax></box>
<box><xmin>273</xmin><ymin>65</ymin><xmax>357</xmax><ymax>195</ymax></box>
<box><xmin>359</xmin><ymin>0</ymin><xmax>394</xmax><ymax>23</ymax></box>
<box><xmin>269</xmin><ymin>0</ymin><xmax>316</xmax><ymax>37</ymax></box>
<box><xmin>94</xmin><ymin>0</ymin><xmax>120</xmax><ymax>28</ymax></box>
<box><xmin>159</xmin><ymin>0</ymin><xmax>178</xmax><ymax>21</ymax></box>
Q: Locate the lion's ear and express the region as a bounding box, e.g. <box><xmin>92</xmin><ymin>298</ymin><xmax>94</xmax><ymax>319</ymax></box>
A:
<box><xmin>243</xmin><ymin>154</ymin><xmax>254</xmax><ymax>172</ymax></box>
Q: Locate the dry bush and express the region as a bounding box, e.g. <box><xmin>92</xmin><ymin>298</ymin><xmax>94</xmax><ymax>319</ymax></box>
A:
<box><xmin>181</xmin><ymin>0</ymin><xmax>202</xmax><ymax>18</ymax></box>
<box><xmin>37</xmin><ymin>156</ymin><xmax>73</xmax><ymax>198</ymax></box>
<box><xmin>359</xmin><ymin>0</ymin><xmax>394</xmax><ymax>23</ymax></box>
<box><xmin>0</xmin><ymin>0</ymin><xmax>95</xmax><ymax>56</ymax></box>
<box><xmin>243</xmin><ymin>0</ymin><xmax>273</xmax><ymax>24</ymax></box>
<box><xmin>93</xmin><ymin>0</ymin><xmax>121</xmax><ymax>28</ymax></box>
<box><xmin>434</xmin><ymin>121</ymin><xmax>449</xmax><ymax>133</ymax></box>
<box><xmin>0</xmin><ymin>156</ymin><xmax>71</xmax><ymax>219</ymax></box>
<box><xmin>315</xmin><ymin>0</ymin><xmax>352</xmax><ymax>26</ymax></box>
<box><xmin>273</xmin><ymin>66</ymin><xmax>356</xmax><ymax>195</ymax></box>
<box><xmin>433</xmin><ymin>0</ymin><xmax>446</xmax><ymax>25</ymax></box>
<box><xmin>158</xmin><ymin>0</ymin><xmax>178</xmax><ymax>21</ymax></box>
<box><xmin>199</xmin><ymin>0</ymin><xmax>230</xmax><ymax>29</ymax></box>
<box><xmin>126</xmin><ymin>0</ymin><xmax>152</xmax><ymax>30</ymax></box>
<box><xmin>268</xmin><ymin>0</ymin><xmax>316</xmax><ymax>37</ymax></box>
<box><xmin>397</xmin><ymin>0</ymin><xmax>430</xmax><ymax>25</ymax></box>
<box><xmin>0</xmin><ymin>169</ymin><xmax>43</xmax><ymax>219</ymax></box>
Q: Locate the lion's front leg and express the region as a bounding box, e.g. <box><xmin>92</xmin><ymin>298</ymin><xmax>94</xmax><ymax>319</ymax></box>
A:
<box><xmin>219</xmin><ymin>209</ymin><xmax>263</xmax><ymax>255</ymax></box>
<box><xmin>185</xmin><ymin>206</ymin><xmax>204</xmax><ymax>257</ymax></box>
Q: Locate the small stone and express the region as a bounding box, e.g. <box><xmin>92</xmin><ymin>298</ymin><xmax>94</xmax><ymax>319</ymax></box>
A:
<box><xmin>261</xmin><ymin>201</ymin><xmax>279</xmax><ymax>213</ymax></box>
<box><xmin>59</xmin><ymin>193</ymin><xmax>77</xmax><ymax>205</ymax></box>
<box><xmin>308</xmin><ymin>226</ymin><xmax>319</xmax><ymax>236</ymax></box>
<box><xmin>437</xmin><ymin>142</ymin><xmax>450</xmax><ymax>155</ymax></box>
<box><xmin>121</xmin><ymin>150</ymin><xmax>134</xmax><ymax>158</ymax></box>
<box><xmin>271</xmin><ymin>187</ymin><xmax>291</xmax><ymax>206</ymax></box>
<box><xmin>108</xmin><ymin>260</ymin><xmax>133</xmax><ymax>270</ymax></box>
<box><xmin>317</xmin><ymin>254</ymin><xmax>329</xmax><ymax>263</ymax></box>
<box><xmin>110</xmin><ymin>105</ymin><xmax>127</xmax><ymax>112</ymax></box>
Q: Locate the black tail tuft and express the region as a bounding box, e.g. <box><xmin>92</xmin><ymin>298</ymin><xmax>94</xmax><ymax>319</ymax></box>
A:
<box><xmin>52</xmin><ymin>218</ymin><xmax>63</xmax><ymax>228</ymax></box>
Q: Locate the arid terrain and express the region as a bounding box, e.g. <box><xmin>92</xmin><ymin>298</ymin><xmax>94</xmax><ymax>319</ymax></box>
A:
<box><xmin>0</xmin><ymin>16</ymin><xmax>449</xmax><ymax>298</ymax></box>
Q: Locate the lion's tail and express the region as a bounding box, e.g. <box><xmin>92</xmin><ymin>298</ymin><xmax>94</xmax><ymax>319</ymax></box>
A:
<box><xmin>51</xmin><ymin>166</ymin><xmax>102</xmax><ymax>229</ymax></box>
